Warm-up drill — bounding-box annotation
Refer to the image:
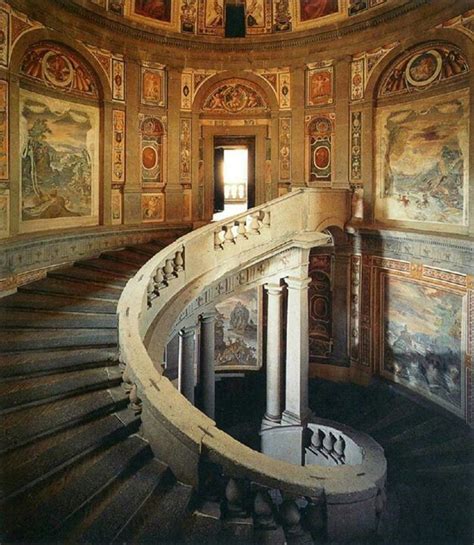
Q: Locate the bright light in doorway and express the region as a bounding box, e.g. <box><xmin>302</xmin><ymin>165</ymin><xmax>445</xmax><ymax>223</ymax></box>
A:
<box><xmin>224</xmin><ymin>149</ymin><xmax>248</xmax><ymax>185</ymax></box>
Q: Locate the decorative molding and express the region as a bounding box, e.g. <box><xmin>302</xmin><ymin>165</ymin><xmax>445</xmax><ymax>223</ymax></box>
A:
<box><xmin>350</xmin><ymin>111</ymin><xmax>361</xmax><ymax>181</ymax></box>
<box><xmin>0</xmin><ymin>80</ymin><xmax>7</xmax><ymax>181</ymax></box>
<box><xmin>279</xmin><ymin>117</ymin><xmax>291</xmax><ymax>181</ymax></box>
<box><xmin>112</xmin><ymin>109</ymin><xmax>125</xmax><ymax>183</ymax></box>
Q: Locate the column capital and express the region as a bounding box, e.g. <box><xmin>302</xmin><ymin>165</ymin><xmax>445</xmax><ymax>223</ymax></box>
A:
<box><xmin>285</xmin><ymin>276</ymin><xmax>312</xmax><ymax>290</ymax></box>
<box><xmin>179</xmin><ymin>325</ymin><xmax>195</xmax><ymax>338</ymax></box>
<box><xmin>200</xmin><ymin>310</ymin><xmax>217</xmax><ymax>323</ymax></box>
<box><xmin>264</xmin><ymin>282</ymin><xmax>284</xmax><ymax>296</ymax></box>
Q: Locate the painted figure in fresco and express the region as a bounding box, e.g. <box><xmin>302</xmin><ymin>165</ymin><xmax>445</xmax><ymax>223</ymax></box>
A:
<box><xmin>143</xmin><ymin>71</ymin><xmax>162</xmax><ymax>103</ymax></box>
<box><xmin>247</xmin><ymin>0</ymin><xmax>263</xmax><ymax>27</ymax></box>
<box><xmin>310</xmin><ymin>71</ymin><xmax>331</xmax><ymax>103</ymax></box>
<box><xmin>300</xmin><ymin>0</ymin><xmax>338</xmax><ymax>22</ymax></box>
<box><xmin>207</xmin><ymin>0</ymin><xmax>224</xmax><ymax>27</ymax></box>
<box><xmin>230</xmin><ymin>301</ymin><xmax>250</xmax><ymax>334</ymax></box>
<box><xmin>143</xmin><ymin>195</ymin><xmax>161</xmax><ymax>219</ymax></box>
<box><xmin>135</xmin><ymin>0</ymin><xmax>171</xmax><ymax>21</ymax></box>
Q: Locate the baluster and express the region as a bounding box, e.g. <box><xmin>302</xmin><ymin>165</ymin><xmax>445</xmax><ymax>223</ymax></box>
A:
<box><xmin>154</xmin><ymin>267</ymin><xmax>166</xmax><ymax>289</ymax></box>
<box><xmin>224</xmin><ymin>478</ymin><xmax>247</xmax><ymax>518</ymax></box>
<box><xmin>129</xmin><ymin>384</ymin><xmax>142</xmax><ymax>414</ymax></box>
<box><xmin>147</xmin><ymin>281</ymin><xmax>155</xmax><ymax>306</ymax></box>
<box><xmin>247</xmin><ymin>212</ymin><xmax>261</xmax><ymax>235</ymax></box>
<box><xmin>174</xmin><ymin>248</ymin><xmax>184</xmax><ymax>272</ymax></box>
<box><xmin>253</xmin><ymin>490</ymin><xmax>276</xmax><ymax>530</ymax></box>
<box><xmin>280</xmin><ymin>500</ymin><xmax>314</xmax><ymax>544</ymax></box>
<box><xmin>312</xmin><ymin>428</ymin><xmax>323</xmax><ymax>450</ymax></box>
<box><xmin>262</xmin><ymin>210</ymin><xmax>271</xmax><ymax>227</ymax></box>
<box><xmin>334</xmin><ymin>435</ymin><xmax>346</xmax><ymax>461</ymax></box>
<box><xmin>304</xmin><ymin>500</ymin><xmax>326</xmax><ymax>540</ymax></box>
<box><xmin>237</xmin><ymin>219</ymin><xmax>247</xmax><ymax>239</ymax></box>
<box><xmin>223</xmin><ymin>224</ymin><xmax>236</xmax><ymax>244</ymax></box>
<box><xmin>214</xmin><ymin>230</ymin><xmax>224</xmax><ymax>249</ymax></box>
<box><xmin>164</xmin><ymin>258</ymin><xmax>175</xmax><ymax>281</ymax></box>
<box><xmin>323</xmin><ymin>431</ymin><xmax>336</xmax><ymax>453</ymax></box>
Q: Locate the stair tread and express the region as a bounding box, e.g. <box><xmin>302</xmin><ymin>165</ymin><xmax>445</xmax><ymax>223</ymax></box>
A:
<box><xmin>4</xmin><ymin>435</ymin><xmax>152</xmax><ymax>540</ymax></box>
<box><xmin>74</xmin><ymin>458</ymin><xmax>169</xmax><ymax>544</ymax></box>
<box><xmin>0</xmin><ymin>328</ymin><xmax>118</xmax><ymax>352</ymax></box>
<box><xmin>48</xmin><ymin>267</ymin><xmax>128</xmax><ymax>287</ymax></box>
<box><xmin>0</xmin><ymin>308</ymin><xmax>117</xmax><ymax>329</ymax></box>
<box><xmin>0</xmin><ymin>366</ymin><xmax>122</xmax><ymax>412</ymax></box>
<box><xmin>19</xmin><ymin>277</ymin><xmax>122</xmax><ymax>300</ymax></box>
<box><xmin>1</xmin><ymin>385</ymin><xmax>128</xmax><ymax>453</ymax></box>
<box><xmin>125</xmin><ymin>242</ymin><xmax>166</xmax><ymax>256</ymax></box>
<box><xmin>76</xmin><ymin>258</ymin><xmax>138</xmax><ymax>277</ymax></box>
<box><xmin>100</xmin><ymin>249</ymin><xmax>151</xmax><ymax>266</ymax></box>
<box><xmin>0</xmin><ymin>408</ymin><xmax>140</xmax><ymax>501</ymax></box>
<box><xmin>132</xmin><ymin>481</ymin><xmax>193</xmax><ymax>543</ymax></box>
<box><xmin>0</xmin><ymin>346</ymin><xmax>117</xmax><ymax>379</ymax></box>
<box><xmin>0</xmin><ymin>292</ymin><xmax>117</xmax><ymax>314</ymax></box>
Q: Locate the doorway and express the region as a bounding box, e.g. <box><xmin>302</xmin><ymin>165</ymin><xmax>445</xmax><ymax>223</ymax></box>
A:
<box><xmin>213</xmin><ymin>136</ymin><xmax>255</xmax><ymax>221</ymax></box>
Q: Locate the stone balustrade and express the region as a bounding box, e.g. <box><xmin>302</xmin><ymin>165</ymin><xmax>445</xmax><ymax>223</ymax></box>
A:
<box><xmin>117</xmin><ymin>188</ymin><xmax>388</xmax><ymax>541</ymax></box>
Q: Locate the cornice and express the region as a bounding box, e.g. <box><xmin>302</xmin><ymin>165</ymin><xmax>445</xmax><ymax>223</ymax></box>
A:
<box><xmin>42</xmin><ymin>0</ymin><xmax>433</xmax><ymax>53</ymax></box>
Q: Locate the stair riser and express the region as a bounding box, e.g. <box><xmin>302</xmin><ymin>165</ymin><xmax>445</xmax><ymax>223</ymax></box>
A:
<box><xmin>0</xmin><ymin>312</ymin><xmax>117</xmax><ymax>329</ymax></box>
<box><xmin>0</xmin><ymin>331</ymin><xmax>118</xmax><ymax>352</ymax></box>
<box><xmin>0</xmin><ymin>294</ymin><xmax>117</xmax><ymax>314</ymax></box>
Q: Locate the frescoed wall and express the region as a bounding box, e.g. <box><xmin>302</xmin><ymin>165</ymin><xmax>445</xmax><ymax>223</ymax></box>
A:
<box><xmin>381</xmin><ymin>275</ymin><xmax>464</xmax><ymax>413</ymax></box>
<box><xmin>19</xmin><ymin>89</ymin><xmax>100</xmax><ymax>232</ymax></box>
<box><xmin>133</xmin><ymin>0</ymin><xmax>172</xmax><ymax>22</ymax></box>
<box><xmin>375</xmin><ymin>89</ymin><xmax>469</xmax><ymax>228</ymax></box>
<box><xmin>298</xmin><ymin>0</ymin><xmax>338</xmax><ymax>22</ymax></box>
<box><xmin>215</xmin><ymin>287</ymin><xmax>262</xmax><ymax>371</ymax></box>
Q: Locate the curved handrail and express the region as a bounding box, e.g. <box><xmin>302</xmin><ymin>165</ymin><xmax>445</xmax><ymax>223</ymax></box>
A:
<box><xmin>117</xmin><ymin>188</ymin><xmax>385</xmax><ymax>502</ymax></box>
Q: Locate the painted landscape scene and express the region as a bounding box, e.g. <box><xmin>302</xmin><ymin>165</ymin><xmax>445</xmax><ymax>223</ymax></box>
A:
<box><xmin>377</xmin><ymin>92</ymin><xmax>468</xmax><ymax>226</ymax></box>
<box><xmin>383</xmin><ymin>276</ymin><xmax>463</xmax><ymax>411</ymax></box>
<box><xmin>20</xmin><ymin>90</ymin><xmax>98</xmax><ymax>224</ymax></box>
<box><xmin>215</xmin><ymin>288</ymin><xmax>260</xmax><ymax>370</ymax></box>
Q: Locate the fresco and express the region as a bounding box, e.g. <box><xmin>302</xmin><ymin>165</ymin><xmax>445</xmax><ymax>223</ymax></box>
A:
<box><xmin>382</xmin><ymin>275</ymin><xmax>463</xmax><ymax>412</ymax></box>
<box><xmin>141</xmin><ymin>193</ymin><xmax>164</xmax><ymax>221</ymax></box>
<box><xmin>246</xmin><ymin>0</ymin><xmax>271</xmax><ymax>34</ymax></box>
<box><xmin>215</xmin><ymin>288</ymin><xmax>262</xmax><ymax>371</ymax></box>
<box><xmin>140</xmin><ymin>116</ymin><xmax>164</xmax><ymax>185</ymax></box>
<box><xmin>0</xmin><ymin>80</ymin><xmax>8</xmax><ymax>180</ymax></box>
<box><xmin>309</xmin><ymin>253</ymin><xmax>333</xmax><ymax>362</ymax></box>
<box><xmin>0</xmin><ymin>191</ymin><xmax>8</xmax><ymax>237</ymax></box>
<box><xmin>20</xmin><ymin>89</ymin><xmax>99</xmax><ymax>230</ymax></box>
<box><xmin>203</xmin><ymin>80</ymin><xmax>267</xmax><ymax>113</ymax></box>
<box><xmin>308</xmin><ymin>115</ymin><xmax>334</xmax><ymax>183</ymax></box>
<box><xmin>376</xmin><ymin>90</ymin><xmax>469</xmax><ymax>226</ymax></box>
<box><xmin>198</xmin><ymin>0</ymin><xmax>224</xmax><ymax>34</ymax></box>
<box><xmin>379</xmin><ymin>45</ymin><xmax>469</xmax><ymax>98</ymax></box>
<box><xmin>134</xmin><ymin>0</ymin><xmax>171</xmax><ymax>22</ymax></box>
<box><xmin>20</xmin><ymin>43</ymin><xmax>98</xmax><ymax>99</ymax></box>
<box><xmin>299</xmin><ymin>0</ymin><xmax>338</xmax><ymax>22</ymax></box>
<box><xmin>111</xmin><ymin>189</ymin><xmax>122</xmax><ymax>224</ymax></box>
<box><xmin>307</xmin><ymin>66</ymin><xmax>334</xmax><ymax>106</ymax></box>
<box><xmin>141</xmin><ymin>65</ymin><xmax>166</xmax><ymax>106</ymax></box>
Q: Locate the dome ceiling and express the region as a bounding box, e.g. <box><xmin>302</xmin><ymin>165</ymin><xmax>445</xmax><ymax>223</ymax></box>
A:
<box><xmin>83</xmin><ymin>0</ymin><xmax>413</xmax><ymax>40</ymax></box>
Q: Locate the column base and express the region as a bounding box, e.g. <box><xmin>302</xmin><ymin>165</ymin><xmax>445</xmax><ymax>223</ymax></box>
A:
<box><xmin>281</xmin><ymin>408</ymin><xmax>313</xmax><ymax>427</ymax></box>
<box><xmin>261</xmin><ymin>414</ymin><xmax>281</xmax><ymax>431</ymax></box>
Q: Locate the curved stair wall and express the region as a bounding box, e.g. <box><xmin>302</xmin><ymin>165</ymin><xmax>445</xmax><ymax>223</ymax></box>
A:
<box><xmin>117</xmin><ymin>188</ymin><xmax>390</xmax><ymax>540</ymax></box>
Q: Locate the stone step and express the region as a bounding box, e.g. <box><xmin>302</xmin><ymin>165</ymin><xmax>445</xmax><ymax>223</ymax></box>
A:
<box><xmin>19</xmin><ymin>277</ymin><xmax>122</xmax><ymax>301</ymax></box>
<box><xmin>0</xmin><ymin>366</ymin><xmax>123</xmax><ymax>413</ymax></box>
<box><xmin>125</xmin><ymin>241</ymin><xmax>166</xmax><ymax>257</ymax></box>
<box><xmin>181</xmin><ymin>500</ymin><xmax>223</xmax><ymax>545</ymax></box>
<box><xmin>364</xmin><ymin>401</ymin><xmax>419</xmax><ymax>435</ymax></box>
<box><xmin>0</xmin><ymin>328</ymin><xmax>117</xmax><ymax>352</ymax></box>
<box><xmin>0</xmin><ymin>291</ymin><xmax>117</xmax><ymax>314</ymax></box>
<box><xmin>0</xmin><ymin>408</ymin><xmax>140</xmax><ymax>501</ymax></box>
<box><xmin>0</xmin><ymin>346</ymin><xmax>118</xmax><ymax>379</ymax></box>
<box><xmin>67</xmin><ymin>458</ymin><xmax>170</xmax><ymax>544</ymax></box>
<box><xmin>125</xmin><ymin>480</ymin><xmax>193</xmax><ymax>544</ymax></box>
<box><xmin>75</xmin><ymin>258</ymin><xmax>138</xmax><ymax>278</ymax></box>
<box><xmin>0</xmin><ymin>386</ymin><xmax>128</xmax><ymax>454</ymax></box>
<box><xmin>3</xmin><ymin>435</ymin><xmax>152</xmax><ymax>542</ymax></box>
<box><xmin>49</xmin><ymin>266</ymin><xmax>128</xmax><ymax>288</ymax></box>
<box><xmin>372</xmin><ymin>411</ymin><xmax>434</xmax><ymax>446</ymax></box>
<box><xmin>381</xmin><ymin>416</ymin><xmax>448</xmax><ymax>449</ymax></box>
<box><xmin>0</xmin><ymin>308</ymin><xmax>117</xmax><ymax>329</ymax></box>
<box><xmin>100</xmin><ymin>249</ymin><xmax>152</xmax><ymax>267</ymax></box>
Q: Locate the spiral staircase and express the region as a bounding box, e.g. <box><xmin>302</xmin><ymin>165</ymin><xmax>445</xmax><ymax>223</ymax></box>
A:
<box><xmin>0</xmin><ymin>231</ymin><xmax>473</xmax><ymax>544</ymax></box>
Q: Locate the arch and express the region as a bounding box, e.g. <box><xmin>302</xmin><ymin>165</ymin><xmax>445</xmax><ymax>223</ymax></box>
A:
<box><xmin>9</xmin><ymin>28</ymin><xmax>111</xmax><ymax>102</ymax></box>
<box><xmin>194</xmin><ymin>71</ymin><xmax>278</xmax><ymax>114</ymax></box>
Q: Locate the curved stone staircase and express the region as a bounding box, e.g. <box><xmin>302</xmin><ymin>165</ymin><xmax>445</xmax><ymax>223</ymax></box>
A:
<box><xmin>0</xmin><ymin>235</ymin><xmax>473</xmax><ymax>545</ymax></box>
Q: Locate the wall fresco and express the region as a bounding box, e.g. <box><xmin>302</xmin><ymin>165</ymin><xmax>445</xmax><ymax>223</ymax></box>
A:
<box><xmin>306</xmin><ymin>64</ymin><xmax>334</xmax><ymax>106</ymax></box>
<box><xmin>140</xmin><ymin>116</ymin><xmax>165</xmax><ymax>186</ymax></box>
<box><xmin>279</xmin><ymin>117</ymin><xmax>291</xmax><ymax>181</ymax></box>
<box><xmin>203</xmin><ymin>80</ymin><xmax>267</xmax><ymax>113</ymax></box>
<box><xmin>141</xmin><ymin>192</ymin><xmax>164</xmax><ymax>222</ymax></box>
<box><xmin>112</xmin><ymin>109</ymin><xmax>125</xmax><ymax>183</ymax></box>
<box><xmin>0</xmin><ymin>80</ymin><xmax>8</xmax><ymax>180</ymax></box>
<box><xmin>141</xmin><ymin>64</ymin><xmax>166</xmax><ymax>107</ymax></box>
<box><xmin>350</xmin><ymin>111</ymin><xmax>361</xmax><ymax>181</ymax></box>
<box><xmin>215</xmin><ymin>287</ymin><xmax>262</xmax><ymax>371</ymax></box>
<box><xmin>111</xmin><ymin>188</ymin><xmax>122</xmax><ymax>224</ymax></box>
<box><xmin>20</xmin><ymin>89</ymin><xmax>99</xmax><ymax>231</ymax></box>
<box><xmin>381</xmin><ymin>275</ymin><xmax>464</xmax><ymax>413</ymax></box>
<box><xmin>246</xmin><ymin>0</ymin><xmax>272</xmax><ymax>35</ymax></box>
<box><xmin>309</xmin><ymin>253</ymin><xmax>333</xmax><ymax>362</ymax></box>
<box><xmin>375</xmin><ymin>90</ymin><xmax>469</xmax><ymax>226</ymax></box>
<box><xmin>0</xmin><ymin>190</ymin><xmax>8</xmax><ymax>237</ymax></box>
<box><xmin>133</xmin><ymin>0</ymin><xmax>172</xmax><ymax>22</ymax></box>
<box><xmin>181</xmin><ymin>0</ymin><xmax>197</xmax><ymax>32</ymax></box>
<box><xmin>0</xmin><ymin>8</ymin><xmax>9</xmax><ymax>67</ymax></box>
<box><xmin>198</xmin><ymin>0</ymin><xmax>224</xmax><ymax>35</ymax></box>
<box><xmin>21</xmin><ymin>42</ymin><xmax>99</xmax><ymax>99</ymax></box>
<box><xmin>298</xmin><ymin>0</ymin><xmax>338</xmax><ymax>22</ymax></box>
<box><xmin>307</xmin><ymin>114</ymin><xmax>334</xmax><ymax>183</ymax></box>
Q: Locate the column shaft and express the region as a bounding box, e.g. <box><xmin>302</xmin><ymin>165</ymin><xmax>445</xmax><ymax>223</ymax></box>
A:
<box><xmin>200</xmin><ymin>312</ymin><xmax>216</xmax><ymax>419</ymax></box>
<box><xmin>264</xmin><ymin>283</ymin><xmax>283</xmax><ymax>424</ymax></box>
<box><xmin>282</xmin><ymin>276</ymin><xmax>312</xmax><ymax>425</ymax></box>
<box><xmin>179</xmin><ymin>326</ymin><xmax>196</xmax><ymax>404</ymax></box>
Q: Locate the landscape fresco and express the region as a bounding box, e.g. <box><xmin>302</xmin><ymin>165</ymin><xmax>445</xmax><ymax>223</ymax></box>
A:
<box><xmin>215</xmin><ymin>288</ymin><xmax>261</xmax><ymax>371</ymax></box>
<box><xmin>20</xmin><ymin>90</ymin><xmax>99</xmax><ymax>229</ymax></box>
<box><xmin>382</xmin><ymin>276</ymin><xmax>463</xmax><ymax>412</ymax></box>
<box><xmin>376</xmin><ymin>90</ymin><xmax>469</xmax><ymax>226</ymax></box>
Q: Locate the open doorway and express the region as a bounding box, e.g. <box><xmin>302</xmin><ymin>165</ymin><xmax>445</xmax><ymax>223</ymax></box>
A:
<box><xmin>213</xmin><ymin>136</ymin><xmax>255</xmax><ymax>221</ymax></box>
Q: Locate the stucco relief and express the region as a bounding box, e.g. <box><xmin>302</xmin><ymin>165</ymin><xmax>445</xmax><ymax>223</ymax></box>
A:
<box><xmin>375</xmin><ymin>89</ymin><xmax>469</xmax><ymax>227</ymax></box>
<box><xmin>203</xmin><ymin>80</ymin><xmax>268</xmax><ymax>113</ymax></box>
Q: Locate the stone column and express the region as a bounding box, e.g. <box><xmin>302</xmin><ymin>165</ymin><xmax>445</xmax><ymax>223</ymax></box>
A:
<box><xmin>281</xmin><ymin>275</ymin><xmax>312</xmax><ymax>426</ymax></box>
<box><xmin>262</xmin><ymin>282</ymin><xmax>284</xmax><ymax>427</ymax></box>
<box><xmin>179</xmin><ymin>326</ymin><xmax>196</xmax><ymax>404</ymax></box>
<box><xmin>199</xmin><ymin>311</ymin><xmax>216</xmax><ymax>419</ymax></box>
